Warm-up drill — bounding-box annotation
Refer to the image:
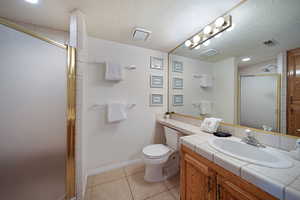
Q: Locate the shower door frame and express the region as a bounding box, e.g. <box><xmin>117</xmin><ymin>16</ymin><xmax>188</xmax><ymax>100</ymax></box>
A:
<box><xmin>0</xmin><ymin>17</ymin><xmax>76</xmax><ymax>200</ymax></box>
<box><xmin>237</xmin><ymin>73</ymin><xmax>281</xmax><ymax>132</ymax></box>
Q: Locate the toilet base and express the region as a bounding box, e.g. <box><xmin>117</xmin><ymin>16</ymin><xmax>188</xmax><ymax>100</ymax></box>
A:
<box><xmin>144</xmin><ymin>163</ymin><xmax>166</xmax><ymax>182</ymax></box>
<box><xmin>144</xmin><ymin>152</ymin><xmax>180</xmax><ymax>182</ymax></box>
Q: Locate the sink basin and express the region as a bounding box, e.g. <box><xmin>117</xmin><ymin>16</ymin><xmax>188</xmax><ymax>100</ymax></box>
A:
<box><xmin>208</xmin><ymin>138</ymin><xmax>293</xmax><ymax>168</ymax></box>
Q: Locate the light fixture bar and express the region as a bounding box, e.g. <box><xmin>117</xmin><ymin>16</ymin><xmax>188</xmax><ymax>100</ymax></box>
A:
<box><xmin>185</xmin><ymin>15</ymin><xmax>232</xmax><ymax>50</ymax></box>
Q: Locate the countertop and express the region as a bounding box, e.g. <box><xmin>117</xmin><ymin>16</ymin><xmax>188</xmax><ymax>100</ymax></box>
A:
<box><xmin>157</xmin><ymin>117</ymin><xmax>300</xmax><ymax>200</ymax></box>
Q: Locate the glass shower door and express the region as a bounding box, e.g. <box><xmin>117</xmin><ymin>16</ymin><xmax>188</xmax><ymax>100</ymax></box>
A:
<box><xmin>240</xmin><ymin>75</ymin><xmax>279</xmax><ymax>131</ymax></box>
<box><xmin>0</xmin><ymin>24</ymin><xmax>67</xmax><ymax>200</ymax></box>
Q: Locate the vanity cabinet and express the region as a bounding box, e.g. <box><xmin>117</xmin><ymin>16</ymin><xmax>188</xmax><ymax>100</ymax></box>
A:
<box><xmin>218</xmin><ymin>176</ymin><xmax>260</xmax><ymax>200</ymax></box>
<box><xmin>180</xmin><ymin>145</ymin><xmax>278</xmax><ymax>200</ymax></box>
<box><xmin>181</xmin><ymin>153</ymin><xmax>216</xmax><ymax>200</ymax></box>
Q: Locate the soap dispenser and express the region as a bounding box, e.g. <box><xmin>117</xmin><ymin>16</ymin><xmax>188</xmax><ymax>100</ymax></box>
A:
<box><xmin>289</xmin><ymin>139</ymin><xmax>300</xmax><ymax>161</ymax></box>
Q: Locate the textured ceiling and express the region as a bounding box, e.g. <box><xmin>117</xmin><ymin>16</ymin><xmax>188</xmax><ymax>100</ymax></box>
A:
<box><xmin>172</xmin><ymin>0</ymin><xmax>300</xmax><ymax>66</ymax></box>
<box><xmin>0</xmin><ymin>0</ymin><xmax>242</xmax><ymax>52</ymax></box>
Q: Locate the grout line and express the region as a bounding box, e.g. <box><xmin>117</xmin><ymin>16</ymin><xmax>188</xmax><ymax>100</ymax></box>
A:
<box><xmin>125</xmin><ymin>174</ymin><xmax>135</xmax><ymax>200</ymax></box>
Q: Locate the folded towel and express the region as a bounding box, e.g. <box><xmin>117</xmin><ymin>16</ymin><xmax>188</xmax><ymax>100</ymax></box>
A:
<box><xmin>105</xmin><ymin>61</ymin><xmax>123</xmax><ymax>81</ymax></box>
<box><xmin>107</xmin><ymin>102</ymin><xmax>127</xmax><ymax>123</ymax></box>
<box><xmin>200</xmin><ymin>74</ymin><xmax>213</xmax><ymax>87</ymax></box>
<box><xmin>200</xmin><ymin>100</ymin><xmax>212</xmax><ymax>115</ymax></box>
<box><xmin>200</xmin><ymin>117</ymin><xmax>223</xmax><ymax>133</ymax></box>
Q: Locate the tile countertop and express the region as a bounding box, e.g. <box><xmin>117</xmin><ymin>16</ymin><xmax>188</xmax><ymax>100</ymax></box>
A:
<box><xmin>157</xmin><ymin>117</ymin><xmax>300</xmax><ymax>200</ymax></box>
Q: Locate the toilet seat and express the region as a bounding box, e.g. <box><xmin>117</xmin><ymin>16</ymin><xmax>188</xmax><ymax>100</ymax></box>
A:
<box><xmin>143</xmin><ymin>144</ymin><xmax>171</xmax><ymax>159</ymax></box>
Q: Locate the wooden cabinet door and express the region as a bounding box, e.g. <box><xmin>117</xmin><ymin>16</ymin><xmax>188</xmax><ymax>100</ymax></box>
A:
<box><xmin>287</xmin><ymin>48</ymin><xmax>300</xmax><ymax>136</ymax></box>
<box><xmin>181</xmin><ymin>153</ymin><xmax>216</xmax><ymax>200</ymax></box>
<box><xmin>218</xmin><ymin>176</ymin><xmax>260</xmax><ymax>200</ymax></box>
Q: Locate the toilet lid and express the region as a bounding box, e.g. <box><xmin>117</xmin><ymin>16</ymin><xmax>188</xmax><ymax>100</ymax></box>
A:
<box><xmin>143</xmin><ymin>144</ymin><xmax>171</xmax><ymax>158</ymax></box>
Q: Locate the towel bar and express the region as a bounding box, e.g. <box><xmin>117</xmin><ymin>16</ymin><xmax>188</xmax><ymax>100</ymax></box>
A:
<box><xmin>90</xmin><ymin>103</ymin><xmax>136</xmax><ymax>110</ymax></box>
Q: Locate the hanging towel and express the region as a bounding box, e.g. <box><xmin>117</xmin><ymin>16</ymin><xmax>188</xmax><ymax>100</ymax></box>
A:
<box><xmin>200</xmin><ymin>117</ymin><xmax>223</xmax><ymax>133</ymax></box>
<box><xmin>105</xmin><ymin>61</ymin><xmax>123</xmax><ymax>81</ymax></box>
<box><xmin>107</xmin><ymin>102</ymin><xmax>127</xmax><ymax>123</ymax></box>
<box><xmin>200</xmin><ymin>101</ymin><xmax>212</xmax><ymax>115</ymax></box>
<box><xmin>200</xmin><ymin>74</ymin><xmax>213</xmax><ymax>87</ymax></box>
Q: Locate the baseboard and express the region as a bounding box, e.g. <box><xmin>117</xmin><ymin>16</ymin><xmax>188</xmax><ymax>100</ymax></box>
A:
<box><xmin>87</xmin><ymin>158</ymin><xmax>142</xmax><ymax>176</ymax></box>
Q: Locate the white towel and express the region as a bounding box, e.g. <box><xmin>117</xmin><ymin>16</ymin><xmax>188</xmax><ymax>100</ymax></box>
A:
<box><xmin>200</xmin><ymin>117</ymin><xmax>223</xmax><ymax>133</ymax></box>
<box><xmin>107</xmin><ymin>103</ymin><xmax>127</xmax><ymax>123</ymax></box>
<box><xmin>200</xmin><ymin>74</ymin><xmax>213</xmax><ymax>87</ymax></box>
<box><xmin>200</xmin><ymin>101</ymin><xmax>212</xmax><ymax>115</ymax></box>
<box><xmin>105</xmin><ymin>62</ymin><xmax>123</xmax><ymax>81</ymax></box>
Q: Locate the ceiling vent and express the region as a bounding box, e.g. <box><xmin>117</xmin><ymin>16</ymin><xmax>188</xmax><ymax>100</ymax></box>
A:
<box><xmin>132</xmin><ymin>27</ymin><xmax>152</xmax><ymax>41</ymax></box>
<box><xmin>199</xmin><ymin>49</ymin><xmax>219</xmax><ymax>57</ymax></box>
<box><xmin>263</xmin><ymin>39</ymin><xmax>278</xmax><ymax>47</ymax></box>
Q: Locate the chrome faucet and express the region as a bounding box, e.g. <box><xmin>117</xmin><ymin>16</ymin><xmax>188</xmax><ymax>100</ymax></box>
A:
<box><xmin>241</xmin><ymin>129</ymin><xmax>265</xmax><ymax>148</ymax></box>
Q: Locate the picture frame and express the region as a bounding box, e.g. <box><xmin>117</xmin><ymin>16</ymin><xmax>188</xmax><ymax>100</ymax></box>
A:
<box><xmin>173</xmin><ymin>95</ymin><xmax>184</xmax><ymax>106</ymax></box>
<box><xmin>173</xmin><ymin>77</ymin><xmax>183</xmax><ymax>89</ymax></box>
<box><xmin>150</xmin><ymin>75</ymin><xmax>164</xmax><ymax>88</ymax></box>
<box><xmin>172</xmin><ymin>60</ymin><xmax>183</xmax><ymax>73</ymax></box>
<box><xmin>150</xmin><ymin>56</ymin><xmax>164</xmax><ymax>70</ymax></box>
<box><xmin>150</xmin><ymin>94</ymin><xmax>163</xmax><ymax>106</ymax></box>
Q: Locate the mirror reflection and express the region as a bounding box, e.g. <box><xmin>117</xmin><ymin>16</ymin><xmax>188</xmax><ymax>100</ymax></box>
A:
<box><xmin>168</xmin><ymin>0</ymin><xmax>300</xmax><ymax>136</ymax></box>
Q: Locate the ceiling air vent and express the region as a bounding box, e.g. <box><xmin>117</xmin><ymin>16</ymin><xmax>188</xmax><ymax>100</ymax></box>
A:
<box><xmin>199</xmin><ymin>49</ymin><xmax>219</xmax><ymax>57</ymax></box>
<box><xmin>132</xmin><ymin>27</ymin><xmax>152</xmax><ymax>41</ymax></box>
<box><xmin>263</xmin><ymin>39</ymin><xmax>278</xmax><ymax>47</ymax></box>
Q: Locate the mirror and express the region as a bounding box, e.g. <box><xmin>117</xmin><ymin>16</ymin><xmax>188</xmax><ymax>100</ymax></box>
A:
<box><xmin>168</xmin><ymin>0</ymin><xmax>300</xmax><ymax>137</ymax></box>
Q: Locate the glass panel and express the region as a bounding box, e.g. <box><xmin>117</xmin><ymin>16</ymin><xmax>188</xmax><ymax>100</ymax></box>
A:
<box><xmin>240</xmin><ymin>76</ymin><xmax>278</xmax><ymax>131</ymax></box>
<box><xmin>0</xmin><ymin>24</ymin><xmax>66</xmax><ymax>200</ymax></box>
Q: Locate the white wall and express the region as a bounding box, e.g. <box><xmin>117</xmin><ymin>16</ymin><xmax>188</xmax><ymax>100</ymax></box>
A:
<box><xmin>213</xmin><ymin>57</ymin><xmax>237</xmax><ymax>123</ymax></box>
<box><xmin>83</xmin><ymin>37</ymin><xmax>167</xmax><ymax>173</ymax></box>
<box><xmin>169</xmin><ymin>55</ymin><xmax>214</xmax><ymax>116</ymax></box>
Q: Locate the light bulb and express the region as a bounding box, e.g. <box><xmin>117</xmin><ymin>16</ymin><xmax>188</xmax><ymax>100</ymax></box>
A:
<box><xmin>203</xmin><ymin>40</ymin><xmax>210</xmax><ymax>46</ymax></box>
<box><xmin>25</xmin><ymin>0</ymin><xmax>38</xmax><ymax>4</ymax></box>
<box><xmin>242</xmin><ymin>57</ymin><xmax>251</xmax><ymax>62</ymax></box>
<box><xmin>203</xmin><ymin>25</ymin><xmax>212</xmax><ymax>34</ymax></box>
<box><xmin>193</xmin><ymin>35</ymin><xmax>201</xmax><ymax>43</ymax></box>
<box><xmin>195</xmin><ymin>45</ymin><xmax>200</xmax><ymax>50</ymax></box>
<box><xmin>185</xmin><ymin>40</ymin><xmax>192</xmax><ymax>47</ymax></box>
<box><xmin>215</xmin><ymin>17</ymin><xmax>225</xmax><ymax>27</ymax></box>
<box><xmin>227</xmin><ymin>23</ymin><xmax>235</xmax><ymax>32</ymax></box>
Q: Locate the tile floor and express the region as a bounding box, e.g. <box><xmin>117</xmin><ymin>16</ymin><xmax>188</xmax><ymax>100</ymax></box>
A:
<box><xmin>85</xmin><ymin>162</ymin><xmax>180</xmax><ymax>200</ymax></box>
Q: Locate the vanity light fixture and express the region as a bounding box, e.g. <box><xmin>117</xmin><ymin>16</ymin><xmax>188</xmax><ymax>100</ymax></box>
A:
<box><xmin>25</xmin><ymin>0</ymin><xmax>38</xmax><ymax>4</ymax></box>
<box><xmin>203</xmin><ymin>25</ymin><xmax>212</xmax><ymax>34</ymax></box>
<box><xmin>215</xmin><ymin>17</ymin><xmax>226</xmax><ymax>27</ymax></box>
<box><xmin>227</xmin><ymin>23</ymin><xmax>235</xmax><ymax>32</ymax></box>
<box><xmin>215</xmin><ymin>32</ymin><xmax>222</xmax><ymax>38</ymax></box>
<box><xmin>185</xmin><ymin>40</ymin><xmax>192</xmax><ymax>47</ymax></box>
<box><xmin>185</xmin><ymin>15</ymin><xmax>232</xmax><ymax>50</ymax></box>
<box><xmin>242</xmin><ymin>57</ymin><xmax>251</xmax><ymax>62</ymax></box>
<box><xmin>193</xmin><ymin>35</ymin><xmax>201</xmax><ymax>43</ymax></box>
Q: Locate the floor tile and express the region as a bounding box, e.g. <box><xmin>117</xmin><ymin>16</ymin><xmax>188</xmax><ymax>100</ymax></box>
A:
<box><xmin>91</xmin><ymin>178</ymin><xmax>132</xmax><ymax>200</ymax></box>
<box><xmin>146</xmin><ymin>191</ymin><xmax>175</xmax><ymax>200</ymax></box>
<box><xmin>124</xmin><ymin>162</ymin><xmax>145</xmax><ymax>176</ymax></box>
<box><xmin>127</xmin><ymin>172</ymin><xmax>168</xmax><ymax>200</ymax></box>
<box><xmin>91</xmin><ymin>167</ymin><xmax>125</xmax><ymax>186</ymax></box>
<box><xmin>169</xmin><ymin>186</ymin><xmax>180</xmax><ymax>200</ymax></box>
<box><xmin>87</xmin><ymin>176</ymin><xmax>94</xmax><ymax>188</ymax></box>
<box><xmin>85</xmin><ymin>189</ymin><xmax>92</xmax><ymax>200</ymax></box>
<box><xmin>164</xmin><ymin>173</ymin><xmax>180</xmax><ymax>189</ymax></box>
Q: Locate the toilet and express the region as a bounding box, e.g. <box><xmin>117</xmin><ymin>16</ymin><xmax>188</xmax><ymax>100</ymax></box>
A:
<box><xmin>142</xmin><ymin>126</ymin><xmax>180</xmax><ymax>182</ymax></box>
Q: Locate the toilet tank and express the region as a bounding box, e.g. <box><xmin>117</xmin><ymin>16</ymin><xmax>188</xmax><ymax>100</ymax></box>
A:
<box><xmin>164</xmin><ymin>126</ymin><xmax>179</xmax><ymax>150</ymax></box>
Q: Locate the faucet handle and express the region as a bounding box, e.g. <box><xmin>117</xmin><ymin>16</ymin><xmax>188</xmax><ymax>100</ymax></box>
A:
<box><xmin>245</xmin><ymin>129</ymin><xmax>253</xmax><ymax>137</ymax></box>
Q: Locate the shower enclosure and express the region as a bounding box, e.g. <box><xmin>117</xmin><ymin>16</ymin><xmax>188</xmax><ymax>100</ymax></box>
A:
<box><xmin>239</xmin><ymin>74</ymin><xmax>281</xmax><ymax>132</ymax></box>
<box><xmin>0</xmin><ymin>19</ymin><xmax>76</xmax><ymax>200</ymax></box>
